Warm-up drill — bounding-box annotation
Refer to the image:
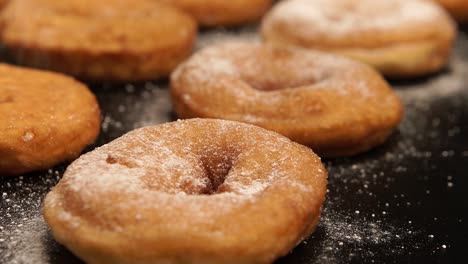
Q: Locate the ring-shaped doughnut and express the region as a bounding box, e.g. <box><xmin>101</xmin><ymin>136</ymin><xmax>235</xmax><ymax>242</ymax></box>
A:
<box><xmin>44</xmin><ymin>118</ymin><xmax>328</xmax><ymax>264</ymax></box>
<box><xmin>170</xmin><ymin>42</ymin><xmax>404</xmax><ymax>157</ymax></box>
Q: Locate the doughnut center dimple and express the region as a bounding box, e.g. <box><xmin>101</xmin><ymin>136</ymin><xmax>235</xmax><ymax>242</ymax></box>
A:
<box><xmin>239</xmin><ymin>64</ymin><xmax>321</xmax><ymax>92</ymax></box>
<box><xmin>242</xmin><ymin>77</ymin><xmax>319</xmax><ymax>92</ymax></box>
<box><xmin>103</xmin><ymin>148</ymin><xmax>241</xmax><ymax>195</ymax></box>
<box><xmin>233</xmin><ymin>49</ymin><xmax>326</xmax><ymax>92</ymax></box>
<box><xmin>198</xmin><ymin>149</ymin><xmax>237</xmax><ymax>195</ymax></box>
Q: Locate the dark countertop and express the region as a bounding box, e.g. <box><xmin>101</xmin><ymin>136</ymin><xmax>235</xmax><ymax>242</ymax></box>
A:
<box><xmin>1</xmin><ymin>26</ymin><xmax>467</xmax><ymax>264</ymax></box>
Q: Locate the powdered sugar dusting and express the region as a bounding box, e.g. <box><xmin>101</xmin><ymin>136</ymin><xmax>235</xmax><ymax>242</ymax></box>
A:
<box><xmin>174</xmin><ymin>42</ymin><xmax>366</xmax><ymax>91</ymax></box>
<box><xmin>0</xmin><ymin>169</ymin><xmax>64</xmax><ymax>264</ymax></box>
<box><xmin>171</xmin><ymin>42</ymin><xmax>396</xmax><ymax>127</ymax></box>
<box><xmin>46</xmin><ymin>119</ymin><xmax>326</xmax><ymax>236</ymax></box>
<box><xmin>0</xmin><ymin>216</ymin><xmax>50</xmax><ymax>264</ymax></box>
<box><xmin>175</xmin><ymin>41</ymin><xmax>384</xmax><ymax>96</ymax></box>
<box><xmin>303</xmin><ymin>206</ymin><xmax>414</xmax><ymax>263</ymax></box>
<box><xmin>265</xmin><ymin>0</ymin><xmax>446</xmax><ymax>38</ymax></box>
<box><xmin>397</xmin><ymin>52</ymin><xmax>468</xmax><ymax>100</ymax></box>
<box><xmin>172</xmin><ymin>49</ymin><xmax>239</xmax><ymax>84</ymax></box>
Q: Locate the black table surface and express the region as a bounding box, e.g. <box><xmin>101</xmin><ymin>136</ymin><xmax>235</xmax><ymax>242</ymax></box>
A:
<box><xmin>1</xmin><ymin>25</ymin><xmax>468</xmax><ymax>264</ymax></box>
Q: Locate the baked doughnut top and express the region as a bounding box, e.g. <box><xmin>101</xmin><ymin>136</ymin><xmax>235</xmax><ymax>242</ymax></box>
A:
<box><xmin>0</xmin><ymin>0</ymin><xmax>195</xmax><ymax>54</ymax></box>
<box><xmin>44</xmin><ymin>119</ymin><xmax>327</xmax><ymax>263</ymax></box>
<box><xmin>261</xmin><ymin>0</ymin><xmax>455</xmax><ymax>49</ymax></box>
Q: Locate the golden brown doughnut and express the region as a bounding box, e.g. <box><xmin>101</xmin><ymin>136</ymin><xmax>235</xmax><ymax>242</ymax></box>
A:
<box><xmin>261</xmin><ymin>0</ymin><xmax>457</xmax><ymax>78</ymax></box>
<box><xmin>0</xmin><ymin>0</ymin><xmax>197</xmax><ymax>81</ymax></box>
<box><xmin>158</xmin><ymin>0</ymin><xmax>272</xmax><ymax>27</ymax></box>
<box><xmin>0</xmin><ymin>63</ymin><xmax>100</xmax><ymax>176</ymax></box>
<box><xmin>171</xmin><ymin>42</ymin><xmax>404</xmax><ymax>157</ymax></box>
<box><xmin>436</xmin><ymin>0</ymin><xmax>468</xmax><ymax>22</ymax></box>
<box><xmin>44</xmin><ymin>118</ymin><xmax>327</xmax><ymax>264</ymax></box>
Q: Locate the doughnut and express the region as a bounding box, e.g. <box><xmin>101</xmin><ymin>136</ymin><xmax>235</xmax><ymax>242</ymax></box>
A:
<box><xmin>158</xmin><ymin>0</ymin><xmax>272</xmax><ymax>27</ymax></box>
<box><xmin>170</xmin><ymin>42</ymin><xmax>404</xmax><ymax>157</ymax></box>
<box><xmin>436</xmin><ymin>0</ymin><xmax>468</xmax><ymax>22</ymax></box>
<box><xmin>0</xmin><ymin>0</ymin><xmax>197</xmax><ymax>81</ymax></box>
<box><xmin>0</xmin><ymin>63</ymin><xmax>100</xmax><ymax>176</ymax></box>
<box><xmin>261</xmin><ymin>0</ymin><xmax>457</xmax><ymax>78</ymax></box>
<box><xmin>43</xmin><ymin>118</ymin><xmax>328</xmax><ymax>264</ymax></box>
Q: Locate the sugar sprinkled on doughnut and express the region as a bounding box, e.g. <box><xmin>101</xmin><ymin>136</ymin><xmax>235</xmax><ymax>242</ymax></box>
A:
<box><xmin>261</xmin><ymin>0</ymin><xmax>456</xmax><ymax>78</ymax></box>
<box><xmin>171</xmin><ymin>42</ymin><xmax>403</xmax><ymax>157</ymax></box>
<box><xmin>44</xmin><ymin>118</ymin><xmax>328</xmax><ymax>263</ymax></box>
<box><xmin>271</xmin><ymin>0</ymin><xmax>444</xmax><ymax>37</ymax></box>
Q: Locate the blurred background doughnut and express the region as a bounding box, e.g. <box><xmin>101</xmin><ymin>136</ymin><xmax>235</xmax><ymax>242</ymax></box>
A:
<box><xmin>0</xmin><ymin>0</ymin><xmax>197</xmax><ymax>81</ymax></box>
<box><xmin>261</xmin><ymin>0</ymin><xmax>456</xmax><ymax>78</ymax></box>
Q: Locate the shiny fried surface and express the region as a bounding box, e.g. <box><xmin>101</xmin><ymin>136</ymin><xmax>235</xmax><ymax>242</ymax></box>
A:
<box><xmin>0</xmin><ymin>63</ymin><xmax>100</xmax><ymax>175</ymax></box>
